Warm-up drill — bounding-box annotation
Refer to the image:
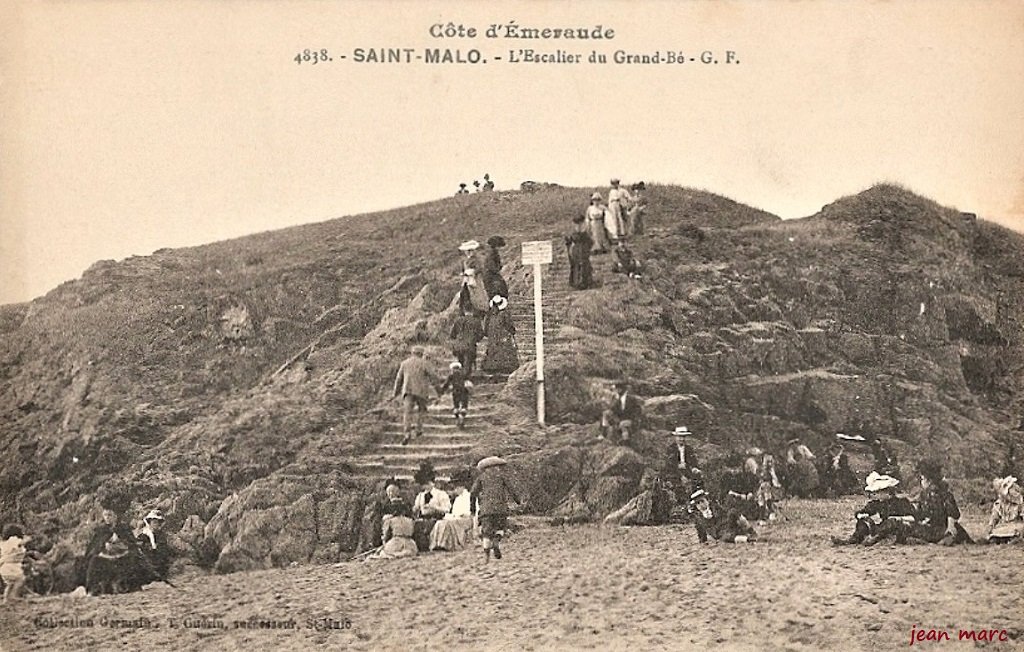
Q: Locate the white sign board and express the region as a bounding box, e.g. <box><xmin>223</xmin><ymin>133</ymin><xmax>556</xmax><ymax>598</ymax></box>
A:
<box><xmin>521</xmin><ymin>240</ymin><xmax>553</xmax><ymax>265</ymax></box>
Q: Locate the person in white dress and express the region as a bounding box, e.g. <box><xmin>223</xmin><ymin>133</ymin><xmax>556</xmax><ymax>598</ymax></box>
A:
<box><xmin>587</xmin><ymin>192</ymin><xmax>611</xmax><ymax>253</ymax></box>
<box><xmin>607</xmin><ymin>179</ymin><xmax>634</xmax><ymax>241</ymax></box>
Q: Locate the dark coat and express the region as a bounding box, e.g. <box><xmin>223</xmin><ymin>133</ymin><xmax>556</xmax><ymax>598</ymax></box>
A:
<box><xmin>471</xmin><ymin>467</ymin><xmax>520</xmax><ymax>517</ymax></box>
<box><xmin>450</xmin><ymin>315</ymin><xmax>484</xmax><ymax>354</ymax></box>
<box><xmin>610</xmin><ymin>392</ymin><xmax>643</xmax><ymax>422</ymax></box>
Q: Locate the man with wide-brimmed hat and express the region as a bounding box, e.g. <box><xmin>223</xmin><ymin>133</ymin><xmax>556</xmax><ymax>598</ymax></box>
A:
<box><xmin>830</xmin><ymin>471</ymin><xmax>916</xmax><ymax>546</ymax></box>
<box><xmin>600</xmin><ymin>380</ymin><xmax>643</xmax><ymax>445</ymax></box>
<box><xmin>393</xmin><ymin>345</ymin><xmax>440</xmax><ymax>445</ymax></box>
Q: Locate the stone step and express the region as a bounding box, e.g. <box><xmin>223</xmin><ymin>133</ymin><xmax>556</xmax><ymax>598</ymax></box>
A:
<box><xmin>377</xmin><ymin>443</ymin><xmax>475</xmax><ymax>452</ymax></box>
<box><xmin>360</xmin><ymin>451</ymin><xmax>471</xmax><ymax>463</ymax></box>
<box><xmin>426</xmin><ymin>404</ymin><xmax>501</xmax><ymax>415</ymax></box>
<box><xmin>347</xmin><ymin>461</ymin><xmax>463</xmax><ymax>479</ymax></box>
<box><xmin>381</xmin><ymin>431</ymin><xmax>480</xmax><ymax>443</ymax></box>
<box><xmin>381</xmin><ymin>421</ymin><xmax>473</xmax><ymax>432</ymax></box>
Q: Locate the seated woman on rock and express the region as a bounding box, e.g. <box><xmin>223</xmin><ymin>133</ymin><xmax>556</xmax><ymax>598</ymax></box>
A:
<box><xmin>84</xmin><ymin>493</ymin><xmax>142</xmax><ymax>595</ymax></box>
<box><xmin>367</xmin><ymin>484</ymin><xmax>418</xmax><ymax>560</ymax></box>
<box><xmin>429</xmin><ymin>471</ymin><xmax>475</xmax><ymax>551</ymax></box>
<box><xmin>689</xmin><ymin>489</ymin><xmax>756</xmax><ymax>543</ymax></box>
<box><xmin>134</xmin><ymin>509</ymin><xmax>174</xmax><ymax>584</ymax></box>
<box><xmin>818</xmin><ymin>441</ymin><xmax>860</xmax><ymax>498</ymax></box>
<box><xmin>831</xmin><ymin>472</ymin><xmax>916</xmax><ymax>546</ymax></box>
<box><xmin>610</xmin><ymin>240</ymin><xmax>643</xmax><ymax>279</ymax></box>
<box><xmin>604</xmin><ymin>470</ymin><xmax>673</xmax><ymax>526</ymax></box>
<box><xmin>985</xmin><ymin>475</ymin><xmax>1023</xmax><ymax>544</ymax></box>
<box><xmin>783</xmin><ymin>438</ymin><xmax>820</xmax><ymax>498</ymax></box>
<box><xmin>906</xmin><ymin>460</ymin><xmax>972</xmax><ymax>545</ymax></box>
<box><xmin>412</xmin><ymin>465</ymin><xmax>451</xmax><ymax>552</ymax></box>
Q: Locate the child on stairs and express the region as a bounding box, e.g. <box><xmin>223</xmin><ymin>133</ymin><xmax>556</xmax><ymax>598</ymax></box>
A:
<box><xmin>438</xmin><ymin>361</ymin><xmax>472</xmax><ymax>428</ymax></box>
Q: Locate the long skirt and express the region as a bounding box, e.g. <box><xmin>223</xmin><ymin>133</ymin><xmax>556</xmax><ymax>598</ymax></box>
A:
<box><xmin>604</xmin><ymin>204</ymin><xmax>623</xmax><ymax>241</ymax></box>
<box><xmin>482</xmin><ymin>323</ymin><xmax>519</xmax><ymax>373</ymax></box>
<box><xmin>368</xmin><ymin>536</ymin><xmax>418</xmax><ymax>560</ymax></box>
<box><xmin>568</xmin><ymin>248</ymin><xmax>592</xmax><ymax>290</ymax></box>
<box><xmin>430</xmin><ymin>517</ymin><xmax>474</xmax><ymax>551</ymax></box>
<box><xmin>460</xmin><ymin>280</ymin><xmax>489</xmax><ymax>314</ymax></box>
<box><xmin>589</xmin><ymin>219</ymin><xmax>610</xmax><ymax>252</ymax></box>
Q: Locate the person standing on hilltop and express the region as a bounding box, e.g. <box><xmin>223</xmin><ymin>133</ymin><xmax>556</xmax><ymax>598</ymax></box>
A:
<box><xmin>607</xmin><ymin>178</ymin><xmax>633</xmax><ymax>241</ymax></box>
<box><xmin>482</xmin><ymin>173</ymin><xmax>494</xmax><ymax>191</ymax></box>
<box><xmin>565</xmin><ymin>229</ymin><xmax>594</xmax><ymax>290</ymax></box>
<box><xmin>627</xmin><ymin>181</ymin><xmax>647</xmax><ymax>236</ymax></box>
<box><xmin>456</xmin><ymin>183</ymin><xmax>470</xmax><ymax>196</ymax></box>
<box><xmin>393</xmin><ymin>346</ymin><xmax>440</xmax><ymax>445</ymax></box>
<box><xmin>587</xmin><ymin>192</ymin><xmax>611</xmax><ymax>254</ymax></box>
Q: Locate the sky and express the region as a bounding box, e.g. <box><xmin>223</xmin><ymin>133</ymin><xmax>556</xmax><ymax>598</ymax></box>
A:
<box><xmin>2</xmin><ymin>0</ymin><xmax>1023</xmax><ymax>304</ymax></box>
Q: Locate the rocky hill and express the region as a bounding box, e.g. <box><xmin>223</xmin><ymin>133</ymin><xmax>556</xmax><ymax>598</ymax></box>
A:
<box><xmin>1</xmin><ymin>183</ymin><xmax>1022</xmax><ymax>580</ymax></box>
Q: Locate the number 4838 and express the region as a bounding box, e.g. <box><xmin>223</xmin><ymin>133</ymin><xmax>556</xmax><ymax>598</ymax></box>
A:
<box><xmin>295</xmin><ymin>49</ymin><xmax>331</xmax><ymax>64</ymax></box>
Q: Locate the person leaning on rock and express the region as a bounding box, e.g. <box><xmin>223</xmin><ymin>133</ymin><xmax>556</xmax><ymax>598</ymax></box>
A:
<box><xmin>600</xmin><ymin>380</ymin><xmax>643</xmax><ymax>446</ymax></box>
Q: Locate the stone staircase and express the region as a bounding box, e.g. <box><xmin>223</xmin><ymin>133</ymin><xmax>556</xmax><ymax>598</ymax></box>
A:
<box><xmin>347</xmin><ymin>239</ymin><xmax>588</xmax><ymax>482</ymax></box>
<box><xmin>509</xmin><ymin>240</ymin><xmax>577</xmax><ymax>361</ymax></box>
<box><xmin>346</xmin><ymin>373</ymin><xmax>508</xmax><ymax>481</ymax></box>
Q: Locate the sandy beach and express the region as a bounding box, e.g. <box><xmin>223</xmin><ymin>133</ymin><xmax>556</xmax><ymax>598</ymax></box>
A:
<box><xmin>1</xmin><ymin>498</ymin><xmax>1020</xmax><ymax>652</ymax></box>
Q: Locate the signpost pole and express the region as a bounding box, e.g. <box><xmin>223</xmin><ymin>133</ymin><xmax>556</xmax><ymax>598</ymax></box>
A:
<box><xmin>533</xmin><ymin>262</ymin><xmax>545</xmax><ymax>426</ymax></box>
<box><xmin>520</xmin><ymin>239</ymin><xmax>552</xmax><ymax>428</ymax></box>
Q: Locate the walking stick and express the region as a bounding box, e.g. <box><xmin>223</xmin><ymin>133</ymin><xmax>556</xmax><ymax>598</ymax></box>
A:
<box><xmin>352</xmin><ymin>545</ymin><xmax>384</xmax><ymax>560</ymax></box>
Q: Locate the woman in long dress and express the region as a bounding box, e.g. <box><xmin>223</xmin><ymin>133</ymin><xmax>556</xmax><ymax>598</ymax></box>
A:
<box><xmin>429</xmin><ymin>483</ymin><xmax>475</xmax><ymax>551</ymax></box>
<box><xmin>481</xmin><ymin>296</ymin><xmax>519</xmax><ymax>373</ymax></box>
<box><xmin>586</xmin><ymin>192</ymin><xmax>611</xmax><ymax>253</ymax></box>
<box><xmin>565</xmin><ymin>230</ymin><xmax>593</xmax><ymax>290</ymax></box>
<box><xmin>458</xmin><ymin>240</ymin><xmax>490</xmax><ymax>314</ymax></box>
<box><xmin>606</xmin><ymin>178</ymin><xmax>633</xmax><ymax>241</ymax></box>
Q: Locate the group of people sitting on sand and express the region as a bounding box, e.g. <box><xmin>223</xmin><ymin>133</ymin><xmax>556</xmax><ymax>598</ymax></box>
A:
<box><xmin>566</xmin><ymin>179</ymin><xmax>648</xmax><ymax>290</ymax></box>
<box><xmin>0</xmin><ymin>493</ymin><xmax>173</xmax><ymax>600</ymax></box>
<box><xmin>364</xmin><ymin>458</ymin><xmax>519</xmax><ymax>562</ymax></box>
<box><xmin>592</xmin><ymin>401</ymin><xmax>1024</xmax><ymax>549</ymax></box>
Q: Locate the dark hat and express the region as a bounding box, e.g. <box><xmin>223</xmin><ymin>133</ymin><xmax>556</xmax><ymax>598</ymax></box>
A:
<box><xmin>916</xmin><ymin>458</ymin><xmax>944</xmax><ymax>482</ymax></box>
<box><xmin>487</xmin><ymin>236</ymin><xmax>506</xmax><ymax>248</ymax></box>
<box><xmin>413</xmin><ymin>461</ymin><xmax>437</xmax><ymax>485</ymax></box>
<box><xmin>99</xmin><ymin>491</ymin><xmax>130</xmax><ymax>514</ymax></box>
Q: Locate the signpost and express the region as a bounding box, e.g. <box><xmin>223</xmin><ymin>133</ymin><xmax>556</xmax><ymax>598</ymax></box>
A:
<box><xmin>521</xmin><ymin>240</ymin><xmax>553</xmax><ymax>426</ymax></box>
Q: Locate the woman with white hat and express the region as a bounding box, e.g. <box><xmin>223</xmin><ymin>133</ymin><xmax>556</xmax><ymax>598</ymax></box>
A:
<box><xmin>586</xmin><ymin>192</ymin><xmax>611</xmax><ymax>253</ymax></box>
<box><xmin>481</xmin><ymin>295</ymin><xmax>519</xmax><ymax>374</ymax></box>
<box><xmin>135</xmin><ymin>508</ymin><xmax>172</xmax><ymax>584</ymax></box>
<box><xmin>470</xmin><ymin>456</ymin><xmax>519</xmax><ymax>560</ymax></box>
<box><xmin>457</xmin><ymin>240</ymin><xmax>490</xmax><ymax>315</ymax></box>
<box><xmin>830</xmin><ymin>472</ymin><xmax>916</xmax><ymax>546</ymax></box>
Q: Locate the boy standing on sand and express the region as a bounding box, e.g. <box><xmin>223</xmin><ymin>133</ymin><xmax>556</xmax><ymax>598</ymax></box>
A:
<box><xmin>471</xmin><ymin>456</ymin><xmax>520</xmax><ymax>561</ymax></box>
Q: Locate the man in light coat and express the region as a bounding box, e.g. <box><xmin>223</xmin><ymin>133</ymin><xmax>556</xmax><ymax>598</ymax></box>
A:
<box><xmin>393</xmin><ymin>346</ymin><xmax>439</xmax><ymax>444</ymax></box>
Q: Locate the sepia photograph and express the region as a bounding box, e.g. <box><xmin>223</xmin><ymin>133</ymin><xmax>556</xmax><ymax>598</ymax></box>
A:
<box><xmin>1</xmin><ymin>1</ymin><xmax>1022</xmax><ymax>650</ymax></box>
